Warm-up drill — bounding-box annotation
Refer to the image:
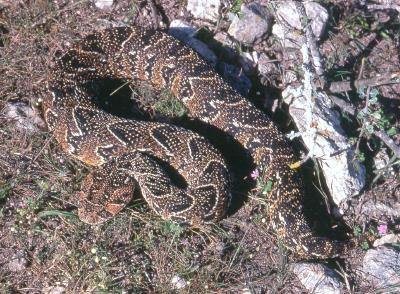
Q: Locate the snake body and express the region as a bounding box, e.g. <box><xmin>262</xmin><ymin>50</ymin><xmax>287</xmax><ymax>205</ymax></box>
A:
<box><xmin>43</xmin><ymin>26</ymin><xmax>349</xmax><ymax>258</ymax></box>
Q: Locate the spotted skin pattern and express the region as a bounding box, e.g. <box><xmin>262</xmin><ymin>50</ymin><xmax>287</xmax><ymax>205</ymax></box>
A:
<box><xmin>43</xmin><ymin>26</ymin><xmax>350</xmax><ymax>258</ymax></box>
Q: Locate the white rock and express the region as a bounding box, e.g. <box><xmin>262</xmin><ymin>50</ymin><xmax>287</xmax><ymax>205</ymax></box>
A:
<box><xmin>169</xmin><ymin>20</ymin><xmax>217</xmax><ymax>66</ymax></box>
<box><xmin>292</xmin><ymin>263</ymin><xmax>343</xmax><ymax>294</ymax></box>
<box><xmin>171</xmin><ymin>275</ymin><xmax>187</xmax><ymax>290</ymax></box>
<box><xmin>362</xmin><ymin>247</ymin><xmax>400</xmax><ymax>291</ymax></box>
<box><xmin>228</xmin><ymin>3</ymin><xmax>272</xmax><ymax>44</ymax></box>
<box><xmin>47</xmin><ymin>286</ymin><xmax>66</xmax><ymax>294</ymax></box>
<box><xmin>239</xmin><ymin>51</ymin><xmax>258</xmax><ymax>75</ymax></box>
<box><xmin>187</xmin><ymin>0</ymin><xmax>220</xmax><ymax>22</ymax></box>
<box><xmin>8</xmin><ymin>252</ymin><xmax>28</xmax><ymax>272</ymax></box>
<box><xmin>283</xmin><ymin>87</ymin><xmax>365</xmax><ymax>206</ymax></box>
<box><xmin>373</xmin><ymin>234</ymin><xmax>400</xmax><ymax>247</ymax></box>
<box><xmin>3</xmin><ymin>102</ymin><xmax>45</xmax><ymax>133</ymax></box>
<box><xmin>258</xmin><ymin>53</ymin><xmax>279</xmax><ymax>77</ymax></box>
<box><xmin>94</xmin><ymin>0</ymin><xmax>113</xmax><ymax>10</ymax></box>
<box><xmin>272</xmin><ymin>1</ymin><xmax>329</xmax><ymax>48</ymax></box>
<box><xmin>374</xmin><ymin>149</ymin><xmax>394</xmax><ymax>178</ymax></box>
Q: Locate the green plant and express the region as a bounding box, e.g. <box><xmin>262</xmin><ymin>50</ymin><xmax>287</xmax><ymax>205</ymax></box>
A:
<box><xmin>355</xmin><ymin>86</ymin><xmax>398</xmax><ymax>162</ymax></box>
<box><xmin>344</xmin><ymin>13</ymin><xmax>370</xmax><ymax>38</ymax></box>
<box><xmin>252</xmin><ymin>167</ymin><xmax>275</xmax><ymax>196</ymax></box>
<box><xmin>230</xmin><ymin>0</ymin><xmax>243</xmax><ymax>16</ymax></box>
<box><xmin>154</xmin><ymin>90</ymin><xmax>188</xmax><ymax>118</ymax></box>
<box><xmin>0</xmin><ymin>185</ymin><xmax>10</xmax><ymax>200</ymax></box>
<box><xmin>353</xmin><ymin>225</ymin><xmax>362</xmax><ymax>237</ymax></box>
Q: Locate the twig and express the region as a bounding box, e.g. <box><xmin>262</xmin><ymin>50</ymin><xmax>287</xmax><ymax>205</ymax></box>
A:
<box><xmin>328</xmin><ymin>72</ymin><xmax>400</xmax><ymax>93</ymax></box>
<box><xmin>367</xmin><ymin>4</ymin><xmax>400</xmax><ymax>13</ymax></box>
<box><xmin>357</xmin><ymin>57</ymin><xmax>365</xmax><ymax>81</ymax></box>
<box><xmin>373</xmin><ymin>129</ymin><xmax>400</xmax><ymax>158</ymax></box>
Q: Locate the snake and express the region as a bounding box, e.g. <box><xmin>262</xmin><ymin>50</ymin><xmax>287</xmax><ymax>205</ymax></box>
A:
<box><xmin>42</xmin><ymin>26</ymin><xmax>350</xmax><ymax>258</ymax></box>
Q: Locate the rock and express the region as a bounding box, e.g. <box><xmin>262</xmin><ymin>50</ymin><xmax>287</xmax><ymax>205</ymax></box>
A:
<box><xmin>0</xmin><ymin>0</ymin><xmax>10</xmax><ymax>9</ymax></box>
<box><xmin>272</xmin><ymin>1</ymin><xmax>329</xmax><ymax>48</ymax></box>
<box><xmin>355</xmin><ymin>178</ymin><xmax>400</xmax><ymax>221</ymax></box>
<box><xmin>362</xmin><ymin>246</ymin><xmax>400</xmax><ymax>291</ymax></box>
<box><xmin>8</xmin><ymin>251</ymin><xmax>28</xmax><ymax>272</ymax></box>
<box><xmin>359</xmin><ymin>198</ymin><xmax>400</xmax><ymax>220</ymax></box>
<box><xmin>228</xmin><ymin>2</ymin><xmax>272</xmax><ymax>44</ymax></box>
<box><xmin>169</xmin><ymin>20</ymin><xmax>217</xmax><ymax>66</ymax></box>
<box><xmin>374</xmin><ymin>149</ymin><xmax>395</xmax><ymax>178</ymax></box>
<box><xmin>258</xmin><ymin>53</ymin><xmax>280</xmax><ymax>78</ymax></box>
<box><xmin>292</xmin><ymin>263</ymin><xmax>343</xmax><ymax>294</ymax></box>
<box><xmin>219</xmin><ymin>63</ymin><xmax>252</xmax><ymax>96</ymax></box>
<box><xmin>187</xmin><ymin>0</ymin><xmax>220</xmax><ymax>22</ymax></box>
<box><xmin>171</xmin><ymin>275</ymin><xmax>187</xmax><ymax>290</ymax></box>
<box><xmin>283</xmin><ymin>87</ymin><xmax>366</xmax><ymax>206</ymax></box>
<box><xmin>3</xmin><ymin>102</ymin><xmax>45</xmax><ymax>133</ymax></box>
<box><xmin>373</xmin><ymin>234</ymin><xmax>400</xmax><ymax>247</ymax></box>
<box><xmin>94</xmin><ymin>0</ymin><xmax>113</xmax><ymax>10</ymax></box>
<box><xmin>374</xmin><ymin>149</ymin><xmax>391</xmax><ymax>170</ymax></box>
<box><xmin>47</xmin><ymin>286</ymin><xmax>66</xmax><ymax>294</ymax></box>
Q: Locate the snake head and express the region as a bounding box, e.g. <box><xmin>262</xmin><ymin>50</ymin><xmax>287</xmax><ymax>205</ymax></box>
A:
<box><xmin>77</xmin><ymin>159</ymin><xmax>135</xmax><ymax>224</ymax></box>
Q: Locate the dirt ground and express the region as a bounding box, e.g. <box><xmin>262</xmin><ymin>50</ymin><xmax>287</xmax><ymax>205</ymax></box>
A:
<box><xmin>0</xmin><ymin>0</ymin><xmax>399</xmax><ymax>293</ymax></box>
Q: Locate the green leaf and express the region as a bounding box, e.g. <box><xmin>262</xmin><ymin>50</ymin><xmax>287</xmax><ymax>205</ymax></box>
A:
<box><xmin>261</xmin><ymin>180</ymin><xmax>273</xmax><ymax>195</ymax></box>
<box><xmin>0</xmin><ymin>188</ymin><xmax>8</xmax><ymax>200</ymax></box>
<box><xmin>371</xmin><ymin>111</ymin><xmax>382</xmax><ymax>120</ymax></box>
<box><xmin>353</xmin><ymin>226</ymin><xmax>362</xmax><ymax>237</ymax></box>
<box><xmin>356</xmin><ymin>152</ymin><xmax>365</xmax><ymax>163</ymax></box>
<box><xmin>369</xmin><ymin>95</ymin><xmax>378</xmax><ymax>105</ymax></box>
<box><xmin>361</xmin><ymin>241</ymin><xmax>369</xmax><ymax>250</ymax></box>
<box><xmin>160</xmin><ymin>221</ymin><xmax>183</xmax><ymax>235</ymax></box>
<box><xmin>365</xmin><ymin>124</ymin><xmax>374</xmax><ymax>135</ymax></box>
<box><xmin>386</xmin><ymin>127</ymin><xmax>397</xmax><ymax>137</ymax></box>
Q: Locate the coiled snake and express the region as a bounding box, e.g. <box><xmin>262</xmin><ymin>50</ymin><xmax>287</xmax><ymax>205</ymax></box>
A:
<box><xmin>43</xmin><ymin>26</ymin><xmax>350</xmax><ymax>258</ymax></box>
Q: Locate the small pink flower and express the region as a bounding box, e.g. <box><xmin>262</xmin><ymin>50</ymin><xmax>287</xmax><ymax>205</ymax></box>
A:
<box><xmin>250</xmin><ymin>169</ymin><xmax>259</xmax><ymax>180</ymax></box>
<box><xmin>180</xmin><ymin>239</ymin><xmax>190</xmax><ymax>247</ymax></box>
<box><xmin>377</xmin><ymin>223</ymin><xmax>388</xmax><ymax>235</ymax></box>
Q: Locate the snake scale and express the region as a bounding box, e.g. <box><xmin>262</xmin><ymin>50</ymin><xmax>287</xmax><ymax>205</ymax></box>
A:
<box><xmin>43</xmin><ymin>26</ymin><xmax>350</xmax><ymax>258</ymax></box>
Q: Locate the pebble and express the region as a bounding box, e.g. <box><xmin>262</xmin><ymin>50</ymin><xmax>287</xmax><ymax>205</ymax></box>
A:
<box><xmin>228</xmin><ymin>2</ymin><xmax>272</xmax><ymax>44</ymax></box>
<box><xmin>292</xmin><ymin>263</ymin><xmax>343</xmax><ymax>294</ymax></box>
<box><xmin>4</xmin><ymin>102</ymin><xmax>45</xmax><ymax>133</ymax></box>
<box><xmin>8</xmin><ymin>251</ymin><xmax>28</xmax><ymax>272</ymax></box>
<box><xmin>187</xmin><ymin>0</ymin><xmax>220</xmax><ymax>22</ymax></box>
<box><xmin>171</xmin><ymin>275</ymin><xmax>187</xmax><ymax>290</ymax></box>
<box><xmin>94</xmin><ymin>0</ymin><xmax>113</xmax><ymax>10</ymax></box>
